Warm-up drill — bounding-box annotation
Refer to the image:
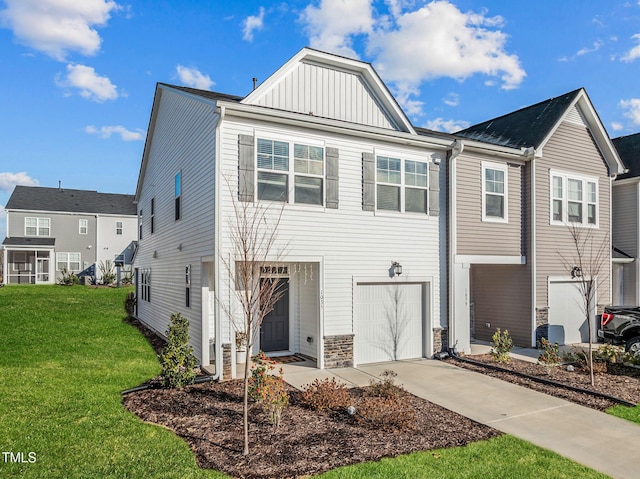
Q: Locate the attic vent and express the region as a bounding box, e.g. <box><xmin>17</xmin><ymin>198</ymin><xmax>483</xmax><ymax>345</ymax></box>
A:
<box><xmin>564</xmin><ymin>105</ymin><xmax>587</xmax><ymax>127</ymax></box>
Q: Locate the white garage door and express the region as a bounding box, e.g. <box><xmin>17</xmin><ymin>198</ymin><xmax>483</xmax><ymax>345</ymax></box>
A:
<box><xmin>355</xmin><ymin>282</ymin><xmax>425</xmax><ymax>364</ymax></box>
<box><xmin>548</xmin><ymin>281</ymin><xmax>594</xmax><ymax>344</ymax></box>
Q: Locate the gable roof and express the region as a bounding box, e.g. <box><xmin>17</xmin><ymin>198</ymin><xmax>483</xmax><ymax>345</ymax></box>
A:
<box><xmin>455</xmin><ymin>88</ymin><xmax>625</xmax><ymax>174</ymax></box>
<box><xmin>241</xmin><ymin>48</ymin><xmax>416</xmax><ymax>134</ymax></box>
<box><xmin>5</xmin><ymin>186</ymin><xmax>136</xmax><ymax>216</ymax></box>
<box><xmin>613</xmin><ymin>132</ymin><xmax>640</xmax><ymax>180</ymax></box>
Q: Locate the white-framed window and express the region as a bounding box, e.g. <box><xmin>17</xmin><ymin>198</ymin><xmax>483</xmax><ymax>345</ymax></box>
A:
<box><xmin>256</xmin><ymin>136</ymin><xmax>325</xmax><ymax>205</ymax></box>
<box><xmin>116</xmin><ymin>221</ymin><xmax>123</xmax><ymax>235</ymax></box>
<box><xmin>150</xmin><ymin>197</ymin><xmax>155</xmax><ymax>233</ymax></box>
<box><xmin>376</xmin><ymin>153</ymin><xmax>429</xmax><ymax>213</ymax></box>
<box><xmin>12</xmin><ymin>252</ymin><xmax>29</xmax><ymax>271</ymax></box>
<box><xmin>140</xmin><ymin>268</ymin><xmax>151</xmax><ymax>302</ymax></box>
<box><xmin>138</xmin><ymin>209</ymin><xmax>143</xmax><ymax>240</ymax></box>
<box><xmin>175</xmin><ymin>172</ymin><xmax>181</xmax><ymax>221</ymax></box>
<box><xmin>482</xmin><ymin>162</ymin><xmax>508</xmax><ymax>222</ymax></box>
<box><xmin>79</xmin><ymin>219</ymin><xmax>88</xmax><ymax>235</ymax></box>
<box><xmin>550</xmin><ymin>171</ymin><xmax>598</xmax><ymax>226</ymax></box>
<box><xmin>56</xmin><ymin>252</ymin><xmax>81</xmax><ymax>272</ymax></box>
<box><xmin>185</xmin><ymin>265</ymin><xmax>191</xmax><ymax>308</ymax></box>
<box><xmin>25</xmin><ymin>217</ymin><xmax>50</xmax><ymax>236</ymax></box>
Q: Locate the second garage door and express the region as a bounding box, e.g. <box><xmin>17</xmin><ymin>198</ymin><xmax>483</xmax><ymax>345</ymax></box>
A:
<box><xmin>548</xmin><ymin>280</ymin><xmax>594</xmax><ymax>344</ymax></box>
<box><xmin>355</xmin><ymin>282</ymin><xmax>426</xmax><ymax>364</ymax></box>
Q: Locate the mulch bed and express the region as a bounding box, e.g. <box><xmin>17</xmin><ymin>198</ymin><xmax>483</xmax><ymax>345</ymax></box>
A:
<box><xmin>452</xmin><ymin>353</ymin><xmax>640</xmax><ymax>410</ymax></box>
<box><xmin>123</xmin><ymin>380</ymin><xmax>500</xmax><ymax>479</ymax></box>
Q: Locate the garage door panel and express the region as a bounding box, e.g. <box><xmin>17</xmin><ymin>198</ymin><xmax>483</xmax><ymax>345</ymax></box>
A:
<box><xmin>548</xmin><ymin>281</ymin><xmax>594</xmax><ymax>345</ymax></box>
<box><xmin>355</xmin><ymin>283</ymin><xmax>424</xmax><ymax>364</ymax></box>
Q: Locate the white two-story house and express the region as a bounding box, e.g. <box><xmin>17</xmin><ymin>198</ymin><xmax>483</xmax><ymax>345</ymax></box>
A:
<box><xmin>133</xmin><ymin>48</ymin><xmax>448</xmax><ymax>378</ymax></box>
<box><xmin>2</xmin><ymin>186</ymin><xmax>137</xmax><ymax>284</ymax></box>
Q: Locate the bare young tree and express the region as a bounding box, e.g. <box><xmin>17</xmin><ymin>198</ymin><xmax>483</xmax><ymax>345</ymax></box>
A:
<box><xmin>558</xmin><ymin>224</ymin><xmax>609</xmax><ymax>386</ymax></box>
<box><xmin>218</xmin><ymin>178</ymin><xmax>288</xmax><ymax>456</ymax></box>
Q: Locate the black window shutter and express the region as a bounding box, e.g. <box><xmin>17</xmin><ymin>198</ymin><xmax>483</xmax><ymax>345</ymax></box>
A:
<box><xmin>238</xmin><ymin>134</ymin><xmax>255</xmax><ymax>202</ymax></box>
<box><xmin>325</xmin><ymin>147</ymin><xmax>339</xmax><ymax>209</ymax></box>
<box><xmin>362</xmin><ymin>152</ymin><xmax>375</xmax><ymax>211</ymax></box>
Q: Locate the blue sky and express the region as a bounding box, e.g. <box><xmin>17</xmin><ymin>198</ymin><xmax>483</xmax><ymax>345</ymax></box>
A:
<box><xmin>1</xmin><ymin>0</ymin><xmax>640</xmax><ymax>239</ymax></box>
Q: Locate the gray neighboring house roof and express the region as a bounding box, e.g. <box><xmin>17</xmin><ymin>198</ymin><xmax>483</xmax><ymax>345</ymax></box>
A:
<box><xmin>613</xmin><ymin>132</ymin><xmax>640</xmax><ymax>180</ymax></box>
<box><xmin>454</xmin><ymin>89</ymin><xmax>583</xmax><ymax>149</ymax></box>
<box><xmin>5</xmin><ymin>186</ymin><xmax>136</xmax><ymax>216</ymax></box>
<box><xmin>2</xmin><ymin>237</ymin><xmax>55</xmax><ymax>246</ymax></box>
<box><xmin>159</xmin><ymin>83</ymin><xmax>244</xmax><ymax>104</ymax></box>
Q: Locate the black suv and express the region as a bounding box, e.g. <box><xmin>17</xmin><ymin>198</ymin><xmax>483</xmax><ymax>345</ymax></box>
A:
<box><xmin>598</xmin><ymin>306</ymin><xmax>640</xmax><ymax>355</ymax></box>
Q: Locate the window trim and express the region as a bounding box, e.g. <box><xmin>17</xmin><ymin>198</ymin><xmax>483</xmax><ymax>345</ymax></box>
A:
<box><xmin>175</xmin><ymin>172</ymin><xmax>182</xmax><ymax>221</ymax></box>
<box><xmin>481</xmin><ymin>161</ymin><xmax>509</xmax><ymax>223</ymax></box>
<box><xmin>150</xmin><ymin>197</ymin><xmax>155</xmax><ymax>233</ymax></box>
<box><xmin>255</xmin><ymin>131</ymin><xmax>326</xmax><ymax>207</ymax></box>
<box><xmin>116</xmin><ymin>221</ymin><xmax>123</xmax><ymax>235</ymax></box>
<box><xmin>549</xmin><ymin>170</ymin><xmax>599</xmax><ymax>228</ymax></box>
<box><xmin>56</xmin><ymin>252</ymin><xmax>81</xmax><ymax>272</ymax></box>
<box><xmin>79</xmin><ymin>219</ymin><xmax>88</xmax><ymax>235</ymax></box>
<box><xmin>138</xmin><ymin>209</ymin><xmax>143</xmax><ymax>240</ymax></box>
<box><xmin>185</xmin><ymin>265</ymin><xmax>191</xmax><ymax>308</ymax></box>
<box><xmin>140</xmin><ymin>268</ymin><xmax>151</xmax><ymax>302</ymax></box>
<box><xmin>25</xmin><ymin>217</ymin><xmax>51</xmax><ymax>237</ymax></box>
<box><xmin>374</xmin><ymin>149</ymin><xmax>430</xmax><ymax>215</ymax></box>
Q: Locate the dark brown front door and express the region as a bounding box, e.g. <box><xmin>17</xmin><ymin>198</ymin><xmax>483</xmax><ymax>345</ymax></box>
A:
<box><xmin>260</xmin><ymin>279</ymin><xmax>289</xmax><ymax>352</ymax></box>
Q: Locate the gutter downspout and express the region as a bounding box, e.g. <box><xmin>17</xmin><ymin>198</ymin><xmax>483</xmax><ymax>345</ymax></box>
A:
<box><xmin>213</xmin><ymin>104</ymin><xmax>225</xmax><ymax>380</ymax></box>
<box><xmin>448</xmin><ymin>139</ymin><xmax>463</xmax><ymax>353</ymax></box>
<box><xmin>525</xmin><ymin>147</ymin><xmax>537</xmax><ymax>347</ymax></box>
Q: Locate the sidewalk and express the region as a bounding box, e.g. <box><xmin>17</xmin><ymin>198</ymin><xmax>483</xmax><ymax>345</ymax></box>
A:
<box><xmin>281</xmin><ymin>358</ymin><xmax>639</xmax><ymax>479</ymax></box>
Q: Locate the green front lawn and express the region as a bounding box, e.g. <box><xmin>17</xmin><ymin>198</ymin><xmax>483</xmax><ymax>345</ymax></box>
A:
<box><xmin>0</xmin><ymin>285</ymin><xmax>610</xmax><ymax>478</ymax></box>
<box><xmin>607</xmin><ymin>404</ymin><xmax>640</xmax><ymax>424</ymax></box>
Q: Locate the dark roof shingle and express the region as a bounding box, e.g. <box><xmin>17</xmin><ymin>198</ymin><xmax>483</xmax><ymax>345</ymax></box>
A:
<box><xmin>613</xmin><ymin>133</ymin><xmax>640</xmax><ymax>180</ymax></box>
<box><xmin>454</xmin><ymin>89</ymin><xmax>582</xmax><ymax>149</ymax></box>
<box><xmin>2</xmin><ymin>237</ymin><xmax>56</xmax><ymax>246</ymax></box>
<box><xmin>5</xmin><ymin>186</ymin><xmax>136</xmax><ymax>215</ymax></box>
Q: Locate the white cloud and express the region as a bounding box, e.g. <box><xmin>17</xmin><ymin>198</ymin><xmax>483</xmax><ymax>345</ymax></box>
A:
<box><xmin>367</xmin><ymin>1</ymin><xmax>525</xmax><ymax>90</ymax></box>
<box><xmin>301</xmin><ymin>0</ymin><xmax>374</xmax><ymax>58</ymax></box>
<box><xmin>175</xmin><ymin>65</ymin><xmax>215</xmax><ymax>90</ymax></box>
<box><xmin>443</xmin><ymin>92</ymin><xmax>460</xmax><ymax>107</ymax></box>
<box><xmin>423</xmin><ymin>117</ymin><xmax>470</xmax><ymax>133</ymax></box>
<box><xmin>0</xmin><ymin>172</ymin><xmax>40</xmax><ymax>192</ymax></box>
<box><xmin>611</xmin><ymin>122</ymin><xmax>624</xmax><ymax>131</ymax></box>
<box><xmin>56</xmin><ymin>64</ymin><xmax>118</xmax><ymax>102</ymax></box>
<box><xmin>0</xmin><ymin>0</ymin><xmax>120</xmax><ymax>60</ymax></box>
<box><xmin>577</xmin><ymin>40</ymin><xmax>603</xmax><ymax>56</ymax></box>
<box><xmin>242</xmin><ymin>6</ymin><xmax>265</xmax><ymax>42</ymax></box>
<box><xmin>620</xmin><ymin>98</ymin><xmax>640</xmax><ymax>124</ymax></box>
<box><xmin>621</xmin><ymin>34</ymin><xmax>640</xmax><ymax>62</ymax></box>
<box><xmin>85</xmin><ymin>125</ymin><xmax>145</xmax><ymax>141</ymax></box>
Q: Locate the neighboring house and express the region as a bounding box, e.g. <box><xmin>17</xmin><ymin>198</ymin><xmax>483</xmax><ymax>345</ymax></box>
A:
<box><xmin>2</xmin><ymin>186</ymin><xmax>137</xmax><ymax>284</ymax></box>
<box><xmin>611</xmin><ymin>132</ymin><xmax>640</xmax><ymax>305</ymax></box>
<box><xmin>448</xmin><ymin>89</ymin><xmax>625</xmax><ymax>352</ymax></box>
<box><xmin>134</xmin><ymin>48</ymin><xmax>449</xmax><ymax>378</ymax></box>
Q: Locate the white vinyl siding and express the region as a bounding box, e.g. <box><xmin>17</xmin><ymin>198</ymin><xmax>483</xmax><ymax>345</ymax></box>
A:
<box><xmin>550</xmin><ymin>171</ymin><xmax>598</xmax><ymax>227</ymax></box>
<box><xmin>25</xmin><ymin>217</ymin><xmax>50</xmax><ymax>236</ymax></box>
<box><xmin>482</xmin><ymin>162</ymin><xmax>508</xmax><ymax>222</ymax></box>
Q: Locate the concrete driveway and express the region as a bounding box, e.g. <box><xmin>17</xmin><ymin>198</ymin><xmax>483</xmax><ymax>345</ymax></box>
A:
<box><xmin>281</xmin><ymin>358</ymin><xmax>639</xmax><ymax>479</ymax></box>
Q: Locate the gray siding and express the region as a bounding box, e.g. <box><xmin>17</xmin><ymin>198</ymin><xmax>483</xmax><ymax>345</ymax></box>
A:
<box><xmin>456</xmin><ymin>154</ymin><xmax>523</xmax><ymax>256</ymax></box>
<box><xmin>252</xmin><ymin>62</ymin><xmax>396</xmax><ymax>130</ymax></box>
<box><xmin>135</xmin><ymin>88</ymin><xmax>218</xmax><ymax>362</ymax></box>
<box><xmin>612</xmin><ymin>182</ymin><xmax>638</xmax><ymax>257</ymax></box>
<box><xmin>535</xmin><ymin>121</ymin><xmax>612</xmax><ymax>307</ymax></box>
<box><xmin>471</xmin><ymin>264</ymin><xmax>531</xmax><ymax>345</ymax></box>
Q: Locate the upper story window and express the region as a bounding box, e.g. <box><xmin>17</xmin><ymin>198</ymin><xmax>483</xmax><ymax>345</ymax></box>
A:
<box><xmin>175</xmin><ymin>172</ymin><xmax>182</xmax><ymax>221</ymax></box>
<box><xmin>116</xmin><ymin>221</ymin><xmax>123</xmax><ymax>235</ymax></box>
<box><xmin>139</xmin><ymin>209</ymin><xmax>143</xmax><ymax>240</ymax></box>
<box><xmin>25</xmin><ymin>217</ymin><xmax>50</xmax><ymax>236</ymax></box>
<box><xmin>256</xmin><ymin>137</ymin><xmax>324</xmax><ymax>205</ymax></box>
<box><xmin>551</xmin><ymin>172</ymin><xmax>598</xmax><ymax>226</ymax></box>
<box><xmin>376</xmin><ymin>155</ymin><xmax>428</xmax><ymax>213</ymax></box>
<box><xmin>79</xmin><ymin>219</ymin><xmax>88</xmax><ymax>235</ymax></box>
<box><xmin>482</xmin><ymin>162</ymin><xmax>508</xmax><ymax>222</ymax></box>
<box><xmin>150</xmin><ymin>198</ymin><xmax>155</xmax><ymax>234</ymax></box>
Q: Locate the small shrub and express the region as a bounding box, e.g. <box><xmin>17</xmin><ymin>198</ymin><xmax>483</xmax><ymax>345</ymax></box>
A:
<box><xmin>99</xmin><ymin>260</ymin><xmax>116</xmax><ymax>285</ymax></box>
<box><xmin>299</xmin><ymin>378</ymin><xmax>351</xmax><ymax>411</ymax></box>
<box><xmin>537</xmin><ymin>338</ymin><xmax>561</xmax><ymax>365</ymax></box>
<box><xmin>58</xmin><ymin>267</ymin><xmax>79</xmax><ymax>286</ymax></box>
<box><xmin>248</xmin><ymin>352</ymin><xmax>288</xmax><ymax>427</ymax></box>
<box><xmin>623</xmin><ymin>351</ymin><xmax>640</xmax><ymax>366</ymax></box>
<box><xmin>124</xmin><ymin>292</ymin><xmax>136</xmax><ymax>318</ymax></box>
<box><xmin>368</xmin><ymin>369</ymin><xmax>406</xmax><ymax>399</ymax></box>
<box><xmin>159</xmin><ymin>313</ymin><xmax>197</xmax><ymax>388</ymax></box>
<box><xmin>490</xmin><ymin>328</ymin><xmax>513</xmax><ymax>363</ymax></box>
<box><xmin>122</xmin><ymin>270</ymin><xmax>134</xmax><ymax>285</ymax></box>
<box><xmin>354</xmin><ymin>395</ymin><xmax>415</xmax><ymax>432</ymax></box>
<box><xmin>594</xmin><ymin>344</ymin><xmax>624</xmax><ymax>364</ymax></box>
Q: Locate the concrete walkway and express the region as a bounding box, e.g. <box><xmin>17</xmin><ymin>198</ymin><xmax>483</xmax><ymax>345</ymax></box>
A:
<box><xmin>281</xmin><ymin>358</ymin><xmax>639</xmax><ymax>479</ymax></box>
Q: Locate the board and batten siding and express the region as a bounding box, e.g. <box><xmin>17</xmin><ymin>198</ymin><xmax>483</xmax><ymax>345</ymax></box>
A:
<box><xmin>250</xmin><ymin>62</ymin><xmax>396</xmax><ymax>130</ymax></box>
<box><xmin>455</xmin><ymin>153</ymin><xmax>523</xmax><ymax>256</ymax></box>
<box><xmin>135</xmin><ymin>88</ymin><xmax>218</xmax><ymax>362</ymax></box>
<box><xmin>535</xmin><ymin>121</ymin><xmax>612</xmax><ymax>308</ymax></box>
<box><xmin>217</xmin><ymin>115</ymin><xmax>444</xmax><ymax>348</ymax></box>
<box><xmin>471</xmin><ymin>264</ymin><xmax>531</xmax><ymax>345</ymax></box>
<box><xmin>612</xmin><ymin>182</ymin><xmax>638</xmax><ymax>257</ymax></box>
